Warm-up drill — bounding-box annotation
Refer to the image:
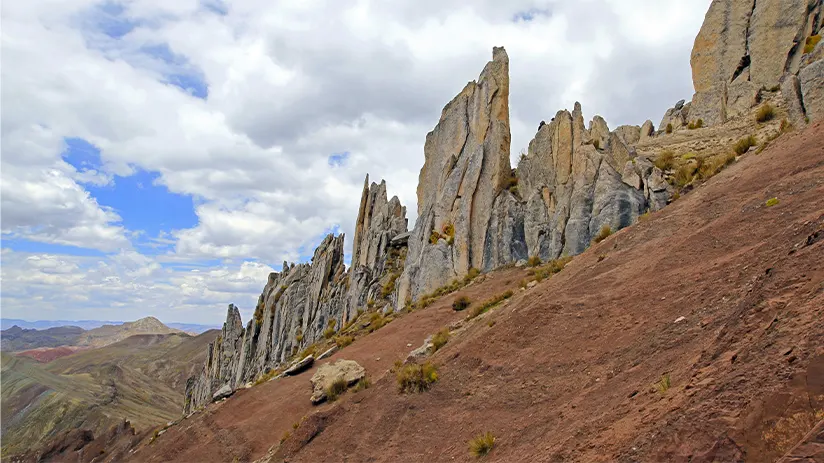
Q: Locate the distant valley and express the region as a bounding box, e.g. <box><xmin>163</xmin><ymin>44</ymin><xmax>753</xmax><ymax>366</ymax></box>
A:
<box><xmin>0</xmin><ymin>318</ymin><xmax>219</xmax><ymax>334</ymax></box>
<box><xmin>0</xmin><ymin>317</ymin><xmax>220</xmax><ymax>459</ymax></box>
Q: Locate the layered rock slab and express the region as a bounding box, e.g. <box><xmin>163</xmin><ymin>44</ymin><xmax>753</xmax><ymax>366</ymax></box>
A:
<box><xmin>398</xmin><ymin>47</ymin><xmax>511</xmax><ymax>305</ymax></box>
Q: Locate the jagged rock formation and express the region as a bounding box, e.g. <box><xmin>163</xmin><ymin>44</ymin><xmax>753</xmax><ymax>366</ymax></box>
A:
<box><xmin>690</xmin><ymin>0</ymin><xmax>824</xmax><ymax>126</ymax></box>
<box><xmin>185</xmin><ymin>0</ymin><xmax>817</xmax><ymax>417</ymax></box>
<box><xmin>348</xmin><ymin>175</ymin><xmax>409</xmax><ymax>316</ymax></box>
<box><xmin>184</xmin><ymin>181</ymin><xmax>408</xmax><ymax>414</ymax></box>
<box><xmin>397</xmin><ymin>47</ymin><xmax>512</xmax><ymax>305</ymax></box>
<box><xmin>397</xmin><ymin>48</ymin><xmax>673</xmax><ymax>305</ymax></box>
<box><xmin>517</xmin><ymin>103</ymin><xmax>671</xmax><ymax>260</ymax></box>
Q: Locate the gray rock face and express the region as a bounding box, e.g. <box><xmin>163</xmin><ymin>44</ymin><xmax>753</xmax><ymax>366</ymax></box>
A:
<box><xmin>659</xmin><ymin>100</ymin><xmax>690</xmax><ymax>132</ymax></box>
<box><xmin>800</xmin><ymin>58</ymin><xmax>824</xmax><ymax>121</ymax></box>
<box><xmin>348</xmin><ymin>175</ymin><xmax>408</xmax><ymax>317</ymax></box>
<box><xmin>518</xmin><ymin>103</ymin><xmax>665</xmax><ymax>261</ymax></box>
<box><xmin>184</xmin><ymin>182</ymin><xmax>409</xmax><ymax>413</ymax></box>
<box><xmin>689</xmin><ymin>0</ymin><xmax>823</xmax><ymax>125</ymax></box>
<box><xmin>398</xmin><ymin>47</ymin><xmax>511</xmax><ymax>306</ymax></box>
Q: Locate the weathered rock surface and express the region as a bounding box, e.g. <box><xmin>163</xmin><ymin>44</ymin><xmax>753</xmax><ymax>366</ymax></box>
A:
<box><xmin>309</xmin><ymin>360</ymin><xmax>365</xmax><ymax>404</ymax></box>
<box><xmin>348</xmin><ymin>176</ymin><xmax>408</xmax><ymax>316</ymax></box>
<box><xmin>283</xmin><ymin>355</ymin><xmax>314</xmax><ymax>376</ymax></box>
<box><xmin>659</xmin><ymin>100</ymin><xmax>691</xmax><ymax>132</ymax></box>
<box><xmin>518</xmin><ymin>103</ymin><xmax>668</xmax><ymax>260</ymax></box>
<box><xmin>689</xmin><ymin>0</ymin><xmax>823</xmax><ymax>126</ymax></box>
<box><xmin>398</xmin><ymin>47</ymin><xmax>511</xmax><ymax>306</ymax></box>
<box><xmin>800</xmin><ymin>58</ymin><xmax>824</xmax><ymax>121</ymax></box>
<box><xmin>184</xmin><ymin>181</ymin><xmax>408</xmax><ymax>413</ymax></box>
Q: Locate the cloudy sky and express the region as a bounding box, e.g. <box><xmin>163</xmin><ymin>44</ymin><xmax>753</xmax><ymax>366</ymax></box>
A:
<box><xmin>1</xmin><ymin>0</ymin><xmax>711</xmax><ymax>325</ymax></box>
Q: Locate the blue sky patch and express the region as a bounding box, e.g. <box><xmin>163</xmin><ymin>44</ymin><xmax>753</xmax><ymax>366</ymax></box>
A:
<box><xmin>60</xmin><ymin>137</ymin><xmax>199</xmax><ymax>252</ymax></box>
<box><xmin>202</xmin><ymin>0</ymin><xmax>229</xmax><ymax>16</ymax></box>
<box><xmin>92</xmin><ymin>2</ymin><xmax>140</xmax><ymax>39</ymax></box>
<box><xmin>328</xmin><ymin>152</ymin><xmax>350</xmax><ymax>167</ymax></box>
<box><xmin>512</xmin><ymin>9</ymin><xmax>551</xmax><ymax>22</ymax></box>
<box><xmin>142</xmin><ymin>44</ymin><xmax>210</xmax><ymax>99</ymax></box>
<box><xmin>63</xmin><ymin>137</ymin><xmax>103</xmax><ymax>170</ymax></box>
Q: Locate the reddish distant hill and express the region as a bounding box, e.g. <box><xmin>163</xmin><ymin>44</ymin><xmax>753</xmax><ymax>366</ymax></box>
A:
<box><xmin>16</xmin><ymin>346</ymin><xmax>87</xmax><ymax>363</ymax></box>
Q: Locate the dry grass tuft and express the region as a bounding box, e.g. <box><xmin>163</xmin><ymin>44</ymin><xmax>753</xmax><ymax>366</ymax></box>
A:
<box><xmin>469</xmin><ymin>432</ymin><xmax>496</xmax><ymax>457</ymax></box>
<box><xmin>452</xmin><ymin>296</ymin><xmax>471</xmax><ymax>312</ymax></box>
<box><xmin>733</xmin><ymin>135</ymin><xmax>757</xmax><ymax>155</ymax></box>
<box><xmin>396</xmin><ymin>361</ymin><xmax>439</xmax><ymax>393</ymax></box>
<box><xmin>326</xmin><ymin>376</ymin><xmax>348</xmax><ymax>402</ymax></box>
<box><xmin>592</xmin><ymin>225</ymin><xmax>613</xmax><ymax>244</ymax></box>
<box><xmin>431</xmin><ymin>328</ymin><xmax>450</xmax><ymax>352</ymax></box>
<box><xmin>654</xmin><ymin>151</ymin><xmax>675</xmax><ymax>171</ymax></box>
<box><xmin>756</xmin><ymin>104</ymin><xmax>775</xmax><ymax>123</ymax></box>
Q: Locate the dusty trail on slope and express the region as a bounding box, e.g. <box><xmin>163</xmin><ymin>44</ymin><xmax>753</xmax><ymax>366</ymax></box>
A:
<box><xmin>134</xmin><ymin>123</ymin><xmax>823</xmax><ymax>463</ymax></box>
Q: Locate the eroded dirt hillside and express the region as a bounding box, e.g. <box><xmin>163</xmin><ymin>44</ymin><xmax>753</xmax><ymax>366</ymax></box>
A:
<box><xmin>132</xmin><ymin>123</ymin><xmax>823</xmax><ymax>462</ymax></box>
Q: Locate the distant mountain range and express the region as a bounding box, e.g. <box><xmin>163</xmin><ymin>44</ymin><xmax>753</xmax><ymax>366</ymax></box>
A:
<box><xmin>0</xmin><ymin>318</ymin><xmax>220</xmax><ymax>333</ymax></box>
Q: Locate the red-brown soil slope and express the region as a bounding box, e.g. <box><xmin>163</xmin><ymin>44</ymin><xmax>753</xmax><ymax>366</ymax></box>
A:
<box><xmin>15</xmin><ymin>346</ymin><xmax>88</xmax><ymax>363</ymax></box>
<box><xmin>131</xmin><ymin>123</ymin><xmax>824</xmax><ymax>463</ymax></box>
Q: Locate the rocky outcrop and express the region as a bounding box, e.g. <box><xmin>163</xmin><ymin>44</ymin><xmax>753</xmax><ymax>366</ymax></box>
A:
<box><xmin>397</xmin><ymin>47</ymin><xmax>511</xmax><ymax>305</ymax></box>
<box><xmin>689</xmin><ymin>0</ymin><xmax>824</xmax><ymax>126</ymax></box>
<box><xmin>518</xmin><ymin>103</ymin><xmax>669</xmax><ymax>260</ymax></box>
<box><xmin>309</xmin><ymin>360</ymin><xmax>365</xmax><ymax>404</ymax></box>
<box><xmin>348</xmin><ymin>175</ymin><xmax>408</xmax><ymax>315</ymax></box>
<box><xmin>185</xmin><ymin>181</ymin><xmax>408</xmax><ymax>413</ymax></box>
<box><xmin>659</xmin><ymin>100</ymin><xmax>691</xmax><ymax>132</ymax></box>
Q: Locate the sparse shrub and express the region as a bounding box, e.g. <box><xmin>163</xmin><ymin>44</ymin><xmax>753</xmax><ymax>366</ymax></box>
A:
<box><xmin>733</xmin><ymin>135</ymin><xmax>757</xmax><ymax>155</ymax></box>
<box><xmin>429</xmin><ymin>230</ymin><xmax>442</xmax><ymax>244</ymax></box>
<box><xmin>368</xmin><ymin>312</ymin><xmax>386</xmax><ymax>333</ymax></box>
<box><xmin>396</xmin><ymin>361</ymin><xmax>439</xmax><ymax>393</ymax></box>
<box><xmin>432</xmin><ymin>328</ymin><xmax>450</xmax><ymax>352</ymax></box>
<box><xmin>674</xmin><ymin>164</ymin><xmax>695</xmax><ymax>188</ymax></box>
<box><xmin>687</xmin><ymin>119</ymin><xmax>703</xmax><ymax>130</ymax></box>
<box><xmin>292</xmin><ymin>421</ymin><xmax>301</xmax><ymax>430</ymax></box>
<box><xmin>442</xmin><ymin>223</ymin><xmax>456</xmax><ymax>245</ymax></box>
<box><xmin>468</xmin><ymin>290</ymin><xmax>514</xmax><ymax>319</ymax></box>
<box><xmin>779</xmin><ymin>118</ymin><xmax>791</xmax><ymax>133</ymax></box>
<box><xmin>381</xmin><ymin>272</ymin><xmax>400</xmax><ymax>298</ymax></box>
<box><xmin>469</xmin><ymin>432</ymin><xmax>496</xmax><ymax>457</ymax></box>
<box><xmin>638</xmin><ymin>211</ymin><xmax>651</xmax><ymax>222</ymax></box>
<box><xmin>527</xmin><ymin>256</ymin><xmax>542</xmax><ymax>267</ymax></box>
<box><xmin>592</xmin><ymin>225</ymin><xmax>613</xmax><ymax>244</ymax></box>
<box><xmin>665</xmin><ymin>123</ymin><xmax>673</xmax><ymax>134</ymax></box>
<box><xmin>681</xmin><ymin>152</ymin><xmax>697</xmax><ymax>161</ymax></box>
<box><xmin>653</xmin><ymin>150</ymin><xmax>675</xmax><ymax>171</ymax></box>
<box><xmin>487</xmin><ymin>320</ymin><xmax>496</xmax><ymax>327</ymax></box>
<box><xmin>463</xmin><ymin>267</ymin><xmax>481</xmax><ymax>284</ymax></box>
<box><xmin>323</xmin><ymin>327</ymin><xmax>336</xmax><ymax>339</ymax></box>
<box><xmin>326</xmin><ymin>376</ymin><xmax>348</xmax><ymax>402</ymax></box>
<box><xmin>295</xmin><ymin>330</ymin><xmax>304</xmax><ymax>343</ymax></box>
<box><xmin>280</xmin><ymin>431</ymin><xmax>291</xmax><ymax>444</ymax></box>
<box><xmin>656</xmin><ymin>373</ymin><xmax>671</xmax><ymax>393</ymax></box>
<box><xmin>299</xmin><ymin>344</ymin><xmax>317</xmax><ymax>360</ymax></box>
<box><xmin>805</xmin><ymin>34</ymin><xmax>822</xmax><ymax>54</ymax></box>
<box><xmin>254</xmin><ymin>368</ymin><xmax>280</xmax><ymax>386</ymax></box>
<box><xmin>505</xmin><ymin>171</ymin><xmax>519</xmax><ymax>191</ymax></box>
<box><xmin>519</xmin><ymin>279</ymin><xmax>529</xmax><ymax>289</ymax></box>
<box><xmin>452</xmin><ymin>296</ymin><xmax>471</xmax><ymax>311</ymax></box>
<box><xmin>756</xmin><ymin>104</ymin><xmax>775</xmax><ymax>123</ymax></box>
<box><xmin>334</xmin><ymin>335</ymin><xmax>354</xmax><ymax>348</ymax></box>
<box><xmin>353</xmin><ymin>376</ymin><xmax>371</xmax><ymax>392</ymax></box>
<box><xmin>766</xmin><ymin>197</ymin><xmax>779</xmax><ymax>207</ymax></box>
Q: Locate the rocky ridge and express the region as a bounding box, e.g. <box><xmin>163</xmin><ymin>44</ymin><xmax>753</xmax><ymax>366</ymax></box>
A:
<box><xmin>184</xmin><ymin>179</ymin><xmax>409</xmax><ymax>413</ymax></box>
<box><xmin>184</xmin><ymin>0</ymin><xmax>824</xmax><ymax>416</ymax></box>
<box><xmin>687</xmin><ymin>0</ymin><xmax>823</xmax><ymax>128</ymax></box>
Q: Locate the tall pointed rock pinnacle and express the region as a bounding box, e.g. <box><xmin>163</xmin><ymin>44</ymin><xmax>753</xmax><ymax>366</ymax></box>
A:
<box><xmin>398</xmin><ymin>46</ymin><xmax>511</xmax><ymax>307</ymax></box>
